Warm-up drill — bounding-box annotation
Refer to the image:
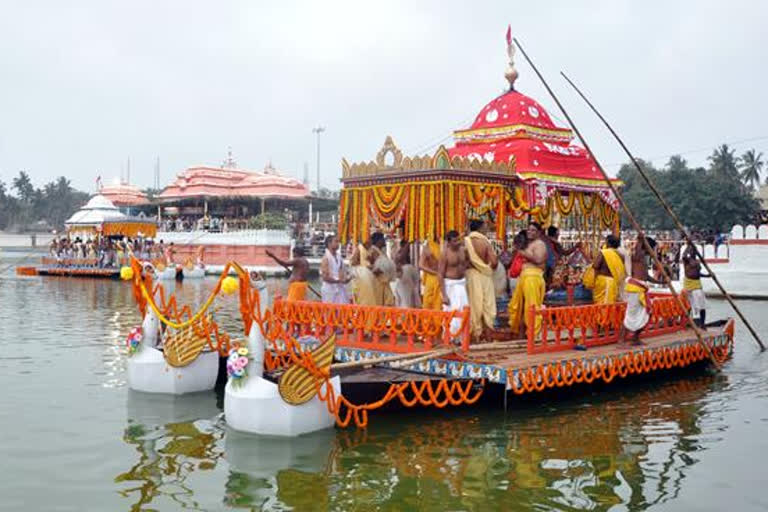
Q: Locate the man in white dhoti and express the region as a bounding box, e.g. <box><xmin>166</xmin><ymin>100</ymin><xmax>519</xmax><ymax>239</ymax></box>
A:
<box><xmin>320</xmin><ymin>235</ymin><xmax>350</xmax><ymax>304</ymax></box>
<box><xmin>438</xmin><ymin>230</ymin><xmax>469</xmax><ymax>336</ymax></box>
<box><xmin>621</xmin><ymin>235</ymin><xmax>665</xmax><ymax>345</ymax></box>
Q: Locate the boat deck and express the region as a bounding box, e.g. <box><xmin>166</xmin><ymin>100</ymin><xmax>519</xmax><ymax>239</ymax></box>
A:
<box><xmin>316</xmin><ymin>322</ymin><xmax>733</xmax><ymax>391</ymax></box>
<box><xmin>35</xmin><ymin>266</ymin><xmax>119</xmax><ymax>278</ymax></box>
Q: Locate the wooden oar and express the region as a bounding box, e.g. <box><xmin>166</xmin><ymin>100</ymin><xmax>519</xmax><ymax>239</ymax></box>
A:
<box><xmin>513</xmin><ymin>37</ymin><xmax>721</xmax><ymax>366</ymax></box>
<box><xmin>560</xmin><ymin>72</ymin><xmax>764</xmax><ymax>352</ymax></box>
<box><xmin>390</xmin><ymin>347</ymin><xmax>456</xmax><ymax>369</ymax></box>
<box><xmin>331</xmin><ymin>349</ymin><xmax>441</xmax><ymax>370</ymax></box>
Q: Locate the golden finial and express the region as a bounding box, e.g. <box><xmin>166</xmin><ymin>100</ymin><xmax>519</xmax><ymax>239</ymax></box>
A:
<box><xmin>504</xmin><ymin>25</ymin><xmax>518</xmax><ymax>90</ymax></box>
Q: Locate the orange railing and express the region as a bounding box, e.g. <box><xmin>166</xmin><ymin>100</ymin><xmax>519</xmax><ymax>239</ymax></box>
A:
<box><xmin>527</xmin><ymin>293</ymin><xmax>690</xmax><ymax>354</ymax></box>
<box><xmin>269</xmin><ymin>299</ymin><xmax>472</xmax><ymax>353</ymax></box>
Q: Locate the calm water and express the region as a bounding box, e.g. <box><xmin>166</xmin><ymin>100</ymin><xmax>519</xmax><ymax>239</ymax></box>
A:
<box><xmin>2</xmin><ymin>250</ymin><xmax>768</xmax><ymax>511</ymax></box>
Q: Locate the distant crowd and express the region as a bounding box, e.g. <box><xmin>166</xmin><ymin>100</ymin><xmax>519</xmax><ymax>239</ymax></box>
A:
<box><xmin>48</xmin><ymin>237</ymin><xmax>173</xmax><ymax>268</ymax></box>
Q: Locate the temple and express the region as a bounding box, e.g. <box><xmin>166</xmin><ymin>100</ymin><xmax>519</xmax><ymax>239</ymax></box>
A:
<box><xmin>98</xmin><ymin>180</ymin><xmax>149</xmax><ymax>208</ymax></box>
<box><xmin>156</xmin><ymin>150</ymin><xmax>310</xmax><ymax>218</ymax></box>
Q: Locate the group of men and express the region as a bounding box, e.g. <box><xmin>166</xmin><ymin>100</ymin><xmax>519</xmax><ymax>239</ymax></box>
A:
<box><xmin>587</xmin><ymin>232</ymin><xmax>710</xmax><ymax>343</ymax></box>
<box><xmin>269</xmin><ymin>220</ymin><xmax>710</xmax><ymax>345</ymax></box>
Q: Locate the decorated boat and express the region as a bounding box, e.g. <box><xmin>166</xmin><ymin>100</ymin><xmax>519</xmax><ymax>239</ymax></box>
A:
<box><xmin>118</xmin><ymin>33</ymin><xmax>735</xmax><ymax>435</ymax></box>
<box><xmin>26</xmin><ymin>194</ymin><xmax>157</xmax><ymax>278</ymax></box>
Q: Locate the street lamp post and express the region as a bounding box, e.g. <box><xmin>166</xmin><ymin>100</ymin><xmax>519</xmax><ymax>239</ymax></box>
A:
<box><xmin>312</xmin><ymin>126</ymin><xmax>325</xmax><ymax>193</ymax></box>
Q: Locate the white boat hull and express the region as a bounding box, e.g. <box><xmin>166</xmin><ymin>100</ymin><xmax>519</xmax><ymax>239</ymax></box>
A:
<box><xmin>224</xmin><ymin>374</ymin><xmax>340</xmax><ymax>437</ymax></box>
<box><xmin>127</xmin><ymin>345</ymin><xmax>219</xmax><ymax>394</ymax></box>
<box><xmin>156</xmin><ymin>267</ymin><xmax>178</xmax><ymax>280</ymax></box>
<box><xmin>182</xmin><ymin>266</ymin><xmax>205</xmax><ymax>279</ymax></box>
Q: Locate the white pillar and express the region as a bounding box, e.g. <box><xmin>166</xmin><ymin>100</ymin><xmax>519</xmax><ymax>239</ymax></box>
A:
<box><xmin>308</xmin><ymin>202</ymin><xmax>313</xmax><ymax>227</ymax></box>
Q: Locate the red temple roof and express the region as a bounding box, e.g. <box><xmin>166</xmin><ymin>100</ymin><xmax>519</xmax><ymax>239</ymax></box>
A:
<box><xmin>448</xmin><ymin>89</ymin><xmax>612</xmax><ymax>188</ymax></box>
<box><xmin>158</xmin><ymin>162</ymin><xmax>310</xmax><ymax>202</ymax></box>
<box><xmin>99</xmin><ymin>182</ymin><xmax>148</xmax><ymax>206</ymax></box>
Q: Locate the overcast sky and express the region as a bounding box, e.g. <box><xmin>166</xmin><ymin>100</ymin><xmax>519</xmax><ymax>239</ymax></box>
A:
<box><xmin>1</xmin><ymin>0</ymin><xmax>766</xmax><ymax>193</ymax></box>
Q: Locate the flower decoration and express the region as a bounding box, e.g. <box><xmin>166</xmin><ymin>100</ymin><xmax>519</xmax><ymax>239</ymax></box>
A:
<box><xmin>125</xmin><ymin>326</ymin><xmax>143</xmax><ymax>355</ymax></box>
<box><xmin>221</xmin><ymin>276</ymin><xmax>239</xmax><ymax>295</ymax></box>
<box><xmin>227</xmin><ymin>345</ymin><xmax>250</xmax><ymax>386</ymax></box>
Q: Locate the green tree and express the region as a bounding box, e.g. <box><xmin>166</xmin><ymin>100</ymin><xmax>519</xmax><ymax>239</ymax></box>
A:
<box><xmin>618</xmin><ymin>151</ymin><xmax>759</xmax><ymax>231</ymax></box>
<box><xmin>707</xmin><ymin>144</ymin><xmax>739</xmax><ymax>177</ymax></box>
<box><xmin>739</xmin><ymin>149</ymin><xmax>764</xmax><ymax>190</ymax></box>
<box><xmin>12</xmin><ymin>171</ymin><xmax>35</xmax><ymax>202</ymax></box>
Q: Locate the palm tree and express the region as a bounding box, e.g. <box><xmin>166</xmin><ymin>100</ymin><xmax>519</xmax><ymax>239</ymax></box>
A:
<box><xmin>739</xmin><ymin>149</ymin><xmax>764</xmax><ymax>190</ymax></box>
<box><xmin>708</xmin><ymin>144</ymin><xmax>739</xmax><ymax>177</ymax></box>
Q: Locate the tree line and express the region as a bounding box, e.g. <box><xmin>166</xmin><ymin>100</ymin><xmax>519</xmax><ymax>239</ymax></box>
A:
<box><xmin>1</xmin><ymin>144</ymin><xmax>764</xmax><ymax>234</ymax></box>
<box><xmin>618</xmin><ymin>145</ymin><xmax>764</xmax><ymax>232</ymax></box>
<box><xmin>0</xmin><ymin>172</ymin><xmax>89</xmax><ymax>232</ymax></box>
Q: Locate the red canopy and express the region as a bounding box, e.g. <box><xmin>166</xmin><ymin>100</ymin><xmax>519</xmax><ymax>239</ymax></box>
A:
<box><xmin>449</xmin><ymin>90</ymin><xmax>617</xmax><ymax>192</ymax></box>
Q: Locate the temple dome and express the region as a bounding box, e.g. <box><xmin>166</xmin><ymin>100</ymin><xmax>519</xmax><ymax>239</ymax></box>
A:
<box><xmin>453</xmin><ymin>90</ymin><xmax>574</xmax><ymax>146</ymax></box>
<box><xmin>449</xmin><ymin>89</ymin><xmax>611</xmax><ymax>187</ymax></box>
<box><xmin>99</xmin><ymin>181</ymin><xmax>148</xmax><ymax>206</ymax></box>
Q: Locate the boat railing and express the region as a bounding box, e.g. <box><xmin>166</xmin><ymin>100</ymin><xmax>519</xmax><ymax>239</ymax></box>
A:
<box><xmin>526</xmin><ymin>293</ymin><xmax>690</xmax><ymax>354</ymax></box>
<box><xmin>269</xmin><ymin>299</ymin><xmax>471</xmax><ymax>353</ymax></box>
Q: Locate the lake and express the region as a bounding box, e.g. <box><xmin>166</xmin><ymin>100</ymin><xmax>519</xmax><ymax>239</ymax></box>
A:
<box><xmin>2</xmin><ymin>249</ymin><xmax>768</xmax><ymax>511</ymax></box>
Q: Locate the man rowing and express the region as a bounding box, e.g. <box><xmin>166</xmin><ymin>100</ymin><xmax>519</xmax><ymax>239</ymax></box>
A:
<box><xmin>266</xmin><ymin>246</ymin><xmax>310</xmax><ymax>301</ymax></box>
<box><xmin>682</xmin><ymin>243</ymin><xmax>711</xmax><ymax>328</ymax></box>
<box><xmin>622</xmin><ymin>234</ymin><xmax>665</xmax><ymax>345</ymax></box>
<box><xmin>508</xmin><ymin>222</ymin><xmax>547</xmax><ymax>338</ymax></box>
<box><xmin>464</xmin><ymin>219</ymin><xmax>499</xmax><ymax>340</ymax></box>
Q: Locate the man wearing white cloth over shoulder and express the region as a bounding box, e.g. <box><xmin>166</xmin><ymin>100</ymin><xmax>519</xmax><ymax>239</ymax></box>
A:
<box><xmin>320</xmin><ymin>234</ymin><xmax>351</xmax><ymax>304</ymax></box>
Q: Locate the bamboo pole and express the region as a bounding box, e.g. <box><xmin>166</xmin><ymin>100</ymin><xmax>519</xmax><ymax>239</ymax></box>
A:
<box><xmin>513</xmin><ymin>37</ymin><xmax>720</xmax><ymax>366</ymax></box>
<box><xmin>331</xmin><ymin>349</ymin><xmax>440</xmax><ymax>370</ymax></box>
<box><xmin>390</xmin><ymin>346</ymin><xmax>456</xmax><ymax>369</ymax></box>
<box><xmin>560</xmin><ymin>72</ymin><xmax>765</xmax><ymax>352</ymax></box>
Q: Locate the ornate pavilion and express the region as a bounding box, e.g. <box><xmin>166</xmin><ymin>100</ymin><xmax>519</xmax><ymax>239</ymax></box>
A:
<box><xmin>338</xmin><ymin>32</ymin><xmax>620</xmax><ymax>247</ymax></box>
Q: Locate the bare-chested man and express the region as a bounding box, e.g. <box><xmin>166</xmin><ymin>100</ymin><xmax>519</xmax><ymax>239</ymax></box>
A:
<box><xmin>266</xmin><ymin>247</ymin><xmax>310</xmax><ymax>301</ymax></box>
<box><xmin>508</xmin><ymin>222</ymin><xmax>548</xmax><ymax>337</ymax></box>
<box><xmin>438</xmin><ymin>230</ymin><xmax>469</xmax><ymax>334</ymax></box>
<box><xmin>682</xmin><ymin>243</ymin><xmax>711</xmax><ymax>328</ymax></box>
<box><xmin>465</xmin><ymin>219</ymin><xmax>499</xmax><ymax>340</ymax></box>
<box><xmin>622</xmin><ymin>234</ymin><xmax>665</xmax><ymax>344</ymax></box>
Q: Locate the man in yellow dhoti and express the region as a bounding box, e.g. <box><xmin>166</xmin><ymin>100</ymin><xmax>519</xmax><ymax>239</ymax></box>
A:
<box><xmin>419</xmin><ymin>239</ymin><xmax>442</xmax><ymax>310</ymax></box>
<box><xmin>682</xmin><ymin>243</ymin><xmax>710</xmax><ymax>328</ymax></box>
<box><xmin>349</xmin><ymin>238</ymin><xmax>376</xmax><ymax>305</ymax></box>
<box><xmin>508</xmin><ymin>222</ymin><xmax>548</xmax><ymax>338</ymax></box>
<box><xmin>591</xmin><ymin>235</ymin><xmax>626</xmax><ymax>304</ymax></box>
<box><xmin>464</xmin><ymin>220</ymin><xmax>499</xmax><ymax>340</ymax></box>
<box><xmin>371</xmin><ymin>232</ymin><xmax>396</xmax><ymax>306</ymax></box>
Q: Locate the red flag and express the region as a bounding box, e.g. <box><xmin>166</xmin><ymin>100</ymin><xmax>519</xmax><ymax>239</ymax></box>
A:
<box><xmin>506</xmin><ymin>25</ymin><xmax>512</xmax><ymax>45</ymax></box>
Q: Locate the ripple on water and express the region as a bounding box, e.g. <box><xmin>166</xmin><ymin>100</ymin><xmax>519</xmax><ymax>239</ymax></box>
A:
<box><xmin>3</xmin><ymin>268</ymin><xmax>768</xmax><ymax>511</ymax></box>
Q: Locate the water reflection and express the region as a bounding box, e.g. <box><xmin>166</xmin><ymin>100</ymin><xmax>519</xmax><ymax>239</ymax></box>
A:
<box><xmin>117</xmin><ymin>392</ymin><xmax>222</xmax><ymax>511</ymax></box>
<box><xmin>114</xmin><ymin>373</ymin><xmax>726</xmax><ymax>511</ymax></box>
<box><xmin>224</xmin><ymin>429</ymin><xmax>336</xmax><ymax>510</ymax></box>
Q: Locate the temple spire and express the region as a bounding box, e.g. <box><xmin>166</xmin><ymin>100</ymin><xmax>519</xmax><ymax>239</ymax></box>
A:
<box><xmin>504</xmin><ymin>25</ymin><xmax>519</xmax><ymax>90</ymax></box>
<box><xmin>222</xmin><ymin>146</ymin><xmax>237</xmax><ymax>169</ymax></box>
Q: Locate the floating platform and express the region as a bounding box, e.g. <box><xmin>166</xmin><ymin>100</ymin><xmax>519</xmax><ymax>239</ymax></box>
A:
<box><xmin>288</xmin><ymin>321</ymin><xmax>733</xmax><ymax>396</ymax></box>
